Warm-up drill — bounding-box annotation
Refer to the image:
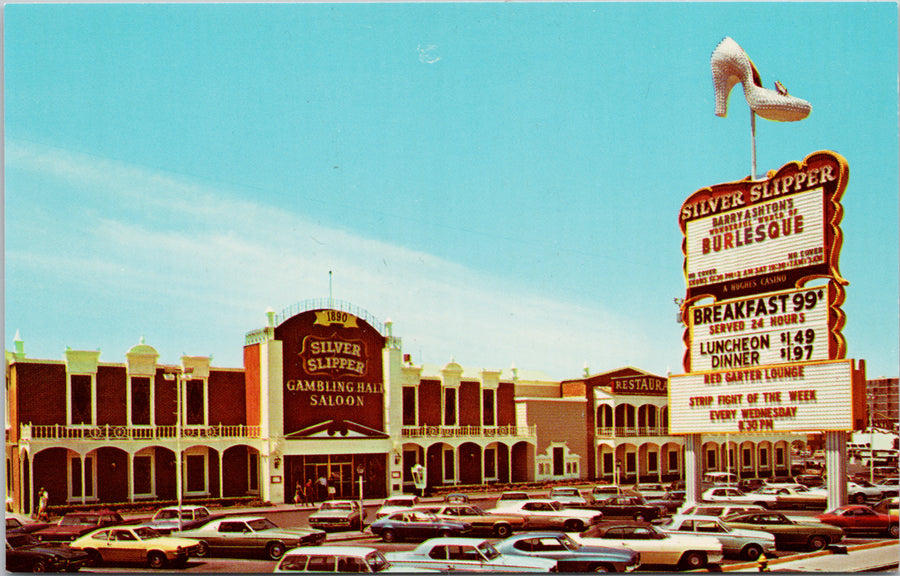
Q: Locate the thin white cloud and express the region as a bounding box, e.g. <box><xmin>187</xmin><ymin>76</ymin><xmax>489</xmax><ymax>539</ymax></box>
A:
<box><xmin>6</xmin><ymin>139</ymin><xmax>677</xmax><ymax>379</ymax></box>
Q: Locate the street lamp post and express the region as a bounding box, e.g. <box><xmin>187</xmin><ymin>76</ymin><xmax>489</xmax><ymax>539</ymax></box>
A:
<box><xmin>164</xmin><ymin>366</ymin><xmax>193</xmax><ymax>530</ymax></box>
<box><xmin>356</xmin><ymin>465</ymin><xmax>365</xmax><ymax>530</ymax></box>
<box><xmin>615</xmin><ymin>460</ymin><xmax>622</xmax><ymax>489</ymax></box>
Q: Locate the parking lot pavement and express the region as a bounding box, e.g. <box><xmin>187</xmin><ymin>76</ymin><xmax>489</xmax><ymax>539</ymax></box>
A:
<box><xmin>716</xmin><ymin>540</ymin><xmax>899</xmax><ymax>572</ymax></box>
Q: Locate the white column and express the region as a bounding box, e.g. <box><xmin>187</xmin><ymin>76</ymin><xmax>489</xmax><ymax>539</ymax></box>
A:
<box><xmin>684</xmin><ymin>434</ymin><xmax>703</xmax><ymax>505</ymax></box>
<box><xmin>126</xmin><ymin>452</ymin><xmax>134</xmax><ymax>503</ymax></box>
<box><xmin>826</xmin><ymin>431</ymin><xmax>848</xmax><ymax>510</ymax></box>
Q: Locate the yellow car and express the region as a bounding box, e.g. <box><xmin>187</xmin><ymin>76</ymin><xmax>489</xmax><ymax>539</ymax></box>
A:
<box><xmin>70</xmin><ymin>525</ymin><xmax>202</xmax><ymax>569</ymax></box>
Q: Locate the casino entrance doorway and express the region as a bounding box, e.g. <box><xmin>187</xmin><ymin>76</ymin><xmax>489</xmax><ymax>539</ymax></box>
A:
<box><xmin>285</xmin><ymin>453</ymin><xmax>387</xmax><ymax>503</ymax></box>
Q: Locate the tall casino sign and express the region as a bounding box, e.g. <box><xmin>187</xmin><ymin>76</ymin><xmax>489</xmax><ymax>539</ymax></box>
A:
<box><xmin>275</xmin><ymin>309</ymin><xmax>387</xmax><ymax>438</ymax></box>
<box><xmin>669</xmin><ymin>151</ymin><xmax>866</xmax><ymax>435</ymax></box>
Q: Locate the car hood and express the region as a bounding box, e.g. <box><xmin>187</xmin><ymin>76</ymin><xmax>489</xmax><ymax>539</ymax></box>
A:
<box><xmin>18</xmin><ymin>542</ymin><xmax>92</xmax><ymax>559</ymax></box>
<box><xmin>310</xmin><ymin>510</ymin><xmax>354</xmax><ymax>519</ymax></box>
<box><xmin>577</xmin><ymin>544</ymin><xmax>639</xmax><ymax>561</ymax></box>
<box><xmin>725</xmin><ymin>527</ymin><xmax>776</xmax><ymax>540</ymax></box>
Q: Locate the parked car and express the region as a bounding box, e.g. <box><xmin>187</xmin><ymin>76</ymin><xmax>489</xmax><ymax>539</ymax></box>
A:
<box><xmin>489</xmin><ymin>499</ymin><xmax>602</xmax><ymax>532</ymax></box>
<box><xmin>738</xmin><ymin>478</ymin><xmax>767</xmax><ymax>493</ymax></box>
<box><xmin>793</xmin><ymin>474</ymin><xmax>826</xmax><ymax>488</ymax></box>
<box><xmin>647</xmin><ymin>491</ymin><xmax>685</xmax><ymax>515</ymax></box>
<box><xmin>274</xmin><ymin>545</ymin><xmax>427</xmax><ymax>573</ymax></box>
<box><xmin>34</xmin><ymin>510</ymin><xmax>127</xmax><ymax>542</ymax></box>
<box><xmin>443</xmin><ymin>493</ymin><xmax>470</xmax><ymax>504</ymax></box>
<box><xmin>677</xmin><ymin>504</ymin><xmax>767</xmax><ymax>518</ymax></box>
<box><xmin>815</xmin><ymin>505</ymin><xmax>900</xmax><ymax>537</ymax></box>
<box><xmin>496</xmin><ymin>491</ymin><xmax>531</xmax><ymax>504</ymax></box>
<box><xmin>384</xmin><ymin>537</ymin><xmax>557</xmax><ymax>572</ymax></box>
<box><xmin>847</xmin><ymin>481</ymin><xmax>891</xmax><ymax>503</ymax></box>
<box><xmin>415</xmin><ymin>503</ymin><xmax>525</xmax><ymax>538</ymax></box>
<box><xmin>548</xmin><ymin>487</ymin><xmax>588</xmax><ymax>507</ymax></box>
<box><xmin>6</xmin><ymin>532</ymin><xmax>92</xmax><ymax>572</ymax></box>
<box><xmin>174</xmin><ymin>515</ymin><xmax>326</xmax><ymax>560</ymax></box>
<box><xmin>144</xmin><ymin>505</ymin><xmax>211</xmax><ymax>534</ymax></box>
<box><xmin>308</xmin><ymin>500</ymin><xmax>365</xmax><ymax>532</ymax></box>
<box><xmin>873</xmin><ymin>497</ymin><xmax>899</xmax><ymax>517</ymax></box>
<box><xmin>723</xmin><ymin>511</ymin><xmax>845</xmax><ymax>550</ymax></box>
<box><xmin>374</xmin><ymin>496</ymin><xmax>420</xmax><ymax>520</ymax></box>
<box><xmin>760</xmin><ymin>485</ymin><xmax>827</xmax><ymax>509</ymax></box>
<box><xmin>494</xmin><ymin>531</ymin><xmax>641</xmax><ymax>573</ymax></box>
<box><xmin>368</xmin><ymin>510</ymin><xmax>471</xmax><ymax>543</ymax></box>
<box><xmin>875</xmin><ymin>477</ymin><xmax>899</xmax><ymax>498</ymax></box>
<box><xmin>586</xmin><ymin>494</ymin><xmax>663</xmax><ymax>521</ymax></box>
<box><xmin>701</xmin><ymin>486</ymin><xmax>777</xmax><ymax>508</ymax></box>
<box><xmin>6</xmin><ymin>512</ymin><xmax>52</xmax><ymax>534</ymax></box>
<box><xmin>590</xmin><ymin>485</ymin><xmax>624</xmax><ymax>500</ymax></box>
<box><xmin>658</xmin><ymin>514</ymin><xmax>775</xmax><ymax>560</ymax></box>
<box><xmin>573</xmin><ymin>520</ymin><xmax>723</xmax><ymax>570</ymax></box>
<box><xmin>70</xmin><ymin>525</ymin><xmax>202</xmax><ymax>569</ymax></box>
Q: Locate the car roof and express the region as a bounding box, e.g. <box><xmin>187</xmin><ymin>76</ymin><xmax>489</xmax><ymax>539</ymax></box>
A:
<box><xmin>416</xmin><ymin>537</ymin><xmax>489</xmax><ymax>546</ymax></box>
<box><xmin>672</xmin><ymin>515</ymin><xmax>722</xmax><ymax>522</ymax></box>
<box><xmin>284</xmin><ymin>546</ymin><xmax>377</xmax><ymax>556</ymax></box>
<box><xmin>503</xmin><ymin>531</ymin><xmax>568</xmax><ymax>540</ymax></box>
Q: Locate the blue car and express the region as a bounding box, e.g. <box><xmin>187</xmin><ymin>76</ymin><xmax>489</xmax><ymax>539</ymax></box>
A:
<box><xmin>495</xmin><ymin>531</ymin><xmax>641</xmax><ymax>573</ymax></box>
<box><xmin>368</xmin><ymin>510</ymin><xmax>470</xmax><ymax>543</ymax></box>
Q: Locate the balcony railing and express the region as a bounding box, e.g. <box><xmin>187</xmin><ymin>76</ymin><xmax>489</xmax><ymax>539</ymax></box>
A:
<box><xmin>401</xmin><ymin>425</ymin><xmax>536</xmax><ymax>439</ymax></box>
<box><xmin>595</xmin><ymin>426</ymin><xmax>668</xmax><ymax>438</ymax></box>
<box><xmin>20</xmin><ymin>423</ymin><xmax>262</xmax><ymax>442</ymax></box>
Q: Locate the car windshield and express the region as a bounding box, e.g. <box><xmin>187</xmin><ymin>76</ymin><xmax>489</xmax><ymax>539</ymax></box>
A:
<box><xmin>384</xmin><ymin>498</ymin><xmax>412</xmax><ymax>506</ymax></box>
<box><xmin>366</xmin><ymin>551</ymin><xmax>390</xmax><ymax>572</ymax></box>
<box><xmin>478</xmin><ymin>542</ymin><xmax>501</xmax><ymax>560</ymax></box>
<box><xmin>546</xmin><ymin>501</ymin><xmax>564</xmax><ymax>511</ymax></box>
<box><xmin>133</xmin><ymin>527</ymin><xmax>162</xmax><ymax>539</ymax></box>
<box><xmin>7</xmin><ymin>533</ymin><xmax>39</xmax><ymax>548</ymax></box>
<box><xmin>154</xmin><ymin>510</ymin><xmax>183</xmax><ymax>520</ymax></box>
<box><xmin>60</xmin><ymin>515</ymin><xmax>98</xmax><ymax>526</ymax></box>
<box><xmin>470</xmin><ymin>505</ymin><xmax>486</xmax><ymax>514</ymax></box>
<box><xmin>321</xmin><ymin>502</ymin><xmax>352</xmax><ymax>510</ymax></box>
<box><xmin>246</xmin><ymin>518</ymin><xmax>278</xmax><ymax>531</ymax></box>
<box><xmin>558</xmin><ymin>534</ymin><xmax>580</xmax><ymax>551</ymax></box>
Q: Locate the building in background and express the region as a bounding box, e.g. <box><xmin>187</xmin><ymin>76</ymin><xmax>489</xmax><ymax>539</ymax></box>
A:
<box><xmin>5</xmin><ymin>300</ymin><xmax>846</xmax><ymax>514</ymax></box>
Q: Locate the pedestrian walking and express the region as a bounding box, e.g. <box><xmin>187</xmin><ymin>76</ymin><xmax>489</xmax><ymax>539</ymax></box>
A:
<box><xmin>317</xmin><ymin>474</ymin><xmax>328</xmax><ymax>501</ymax></box>
<box><xmin>294</xmin><ymin>482</ymin><xmax>305</xmax><ymax>506</ymax></box>
<box><xmin>306</xmin><ymin>479</ymin><xmax>315</xmax><ymax>504</ymax></box>
<box><xmin>37</xmin><ymin>488</ymin><xmax>49</xmax><ymax>522</ymax></box>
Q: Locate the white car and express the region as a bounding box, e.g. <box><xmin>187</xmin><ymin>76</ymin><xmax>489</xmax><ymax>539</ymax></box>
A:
<box><xmin>275</xmin><ymin>545</ymin><xmax>429</xmax><ymax>573</ymax></box>
<box><xmin>374</xmin><ymin>496</ymin><xmax>420</xmax><ymax>520</ymax></box>
<box><xmin>145</xmin><ymin>505</ymin><xmax>211</xmax><ymax>534</ymax></box>
<box><xmin>489</xmin><ymin>499</ymin><xmax>602</xmax><ymax>532</ymax></box>
<box><xmin>573</xmin><ymin>521</ymin><xmax>723</xmax><ymax>570</ymax></box>
<box><xmin>658</xmin><ymin>514</ymin><xmax>776</xmax><ymax>560</ymax></box>
<box><xmin>548</xmin><ymin>487</ymin><xmax>588</xmax><ymax>507</ymax></box>
<box><xmin>677</xmin><ymin>504</ymin><xmax>767</xmax><ymax>518</ymax></box>
<box><xmin>384</xmin><ymin>537</ymin><xmax>557</xmax><ymax>572</ymax></box>
<box><xmin>847</xmin><ymin>481</ymin><xmax>890</xmax><ymax>503</ymax></box>
<box><xmin>701</xmin><ymin>487</ymin><xmax>778</xmax><ymax>508</ymax></box>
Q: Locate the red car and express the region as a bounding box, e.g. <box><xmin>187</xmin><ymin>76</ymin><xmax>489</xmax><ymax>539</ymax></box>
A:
<box><xmin>815</xmin><ymin>505</ymin><xmax>899</xmax><ymax>537</ymax></box>
<box><xmin>34</xmin><ymin>510</ymin><xmax>127</xmax><ymax>542</ymax></box>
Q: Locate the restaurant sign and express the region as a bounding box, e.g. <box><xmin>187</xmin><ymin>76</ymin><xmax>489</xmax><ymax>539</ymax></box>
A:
<box><xmin>611</xmin><ymin>375</ymin><xmax>667</xmax><ymax>396</ymax></box>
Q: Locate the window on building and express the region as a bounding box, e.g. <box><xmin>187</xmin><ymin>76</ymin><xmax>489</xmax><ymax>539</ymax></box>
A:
<box><xmin>482</xmin><ymin>390</ymin><xmax>495</xmax><ymax>426</ymax></box>
<box><xmin>69</xmin><ymin>455</ymin><xmax>95</xmax><ymax>499</ymax></box>
<box><xmin>742</xmin><ymin>447</ymin><xmax>752</xmax><ymax>468</ymax></box>
<box><xmin>759</xmin><ymin>448</ymin><xmax>768</xmax><ymax>467</ymax></box>
<box><xmin>186</xmin><ymin>454</ymin><xmax>207</xmax><ymax>493</ymax></box>
<box><xmin>443</xmin><ymin>388</ymin><xmax>457</xmax><ymax>426</ymax></box>
<box><xmin>706</xmin><ymin>449</ymin><xmax>717</xmax><ymax>469</ymax></box>
<box><xmin>775</xmin><ymin>447</ymin><xmax>784</xmax><ymax>466</ymax></box>
<box><xmin>729</xmin><ymin>448</ymin><xmax>735</xmax><ymax>468</ymax></box>
<box><xmin>443</xmin><ymin>450</ymin><xmax>455</xmax><ymax>481</ymax></box>
<box><xmin>70</xmin><ymin>375</ymin><xmax>93</xmax><ymax>425</ymax></box>
<box><xmin>603</xmin><ymin>452</ymin><xmax>614</xmax><ymax>474</ymax></box>
<box><xmin>625</xmin><ymin>452</ymin><xmax>636</xmax><ymax>473</ymax></box>
<box><xmin>648</xmin><ymin>452</ymin><xmax>658</xmax><ymax>473</ymax></box>
<box><xmin>248</xmin><ymin>453</ymin><xmax>259</xmax><ymax>492</ymax></box>
<box><xmin>668</xmin><ymin>450</ymin><xmax>679</xmax><ymax>471</ymax></box>
<box><xmin>484</xmin><ymin>448</ymin><xmax>496</xmax><ymax>478</ymax></box>
<box><xmin>402</xmin><ymin>387</ymin><xmax>416</xmax><ymax>426</ymax></box>
<box><xmin>133</xmin><ymin>455</ymin><xmax>153</xmax><ymax>496</ymax></box>
<box><xmin>553</xmin><ymin>447</ymin><xmax>565</xmax><ymax>476</ymax></box>
<box><xmin>130</xmin><ymin>377</ymin><xmax>152</xmax><ymax>426</ymax></box>
<box><xmin>185</xmin><ymin>380</ymin><xmax>206</xmax><ymax>426</ymax></box>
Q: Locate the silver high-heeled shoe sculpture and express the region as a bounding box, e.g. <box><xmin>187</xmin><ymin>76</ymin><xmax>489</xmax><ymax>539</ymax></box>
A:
<box><xmin>711</xmin><ymin>37</ymin><xmax>811</xmax><ymax>122</ymax></box>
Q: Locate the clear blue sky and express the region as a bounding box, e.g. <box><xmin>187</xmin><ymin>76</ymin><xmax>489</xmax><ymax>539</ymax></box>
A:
<box><xmin>5</xmin><ymin>2</ymin><xmax>898</xmax><ymax>380</ymax></box>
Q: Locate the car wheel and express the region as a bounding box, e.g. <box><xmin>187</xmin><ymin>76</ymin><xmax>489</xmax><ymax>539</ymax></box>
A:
<box><xmin>31</xmin><ymin>560</ymin><xmax>48</xmax><ymax>573</ymax></box>
<box><xmin>493</xmin><ymin>523</ymin><xmax>512</xmax><ymax>538</ymax></box>
<box><xmin>853</xmin><ymin>493</ymin><xmax>866</xmax><ymax>504</ymax></box>
<box><xmin>888</xmin><ymin>524</ymin><xmax>899</xmax><ymax>538</ymax></box>
<box><xmin>381</xmin><ymin>529</ymin><xmax>396</xmax><ymax>543</ymax></box>
<box><xmin>633</xmin><ymin>512</ymin><xmax>646</xmax><ymax>522</ymax></box>
<box><xmin>195</xmin><ymin>541</ymin><xmax>210</xmax><ymax>558</ymax></box>
<box><xmin>147</xmin><ymin>551</ymin><xmax>168</xmax><ymax>569</ymax></box>
<box><xmin>564</xmin><ymin>519</ymin><xmax>584</xmax><ymax>532</ymax></box>
<box><xmin>267</xmin><ymin>541</ymin><xmax>287</xmax><ymax>561</ymax></box>
<box><xmin>742</xmin><ymin>544</ymin><xmax>763</xmax><ymax>561</ymax></box>
<box><xmin>807</xmin><ymin>535</ymin><xmax>828</xmax><ymax>551</ymax></box>
<box><xmin>439</xmin><ymin>529</ymin><xmax>453</xmax><ymax>538</ymax></box>
<box><xmin>592</xmin><ymin>564</ymin><xmax>612</xmax><ymax>572</ymax></box>
<box><xmin>679</xmin><ymin>551</ymin><xmax>706</xmax><ymax>570</ymax></box>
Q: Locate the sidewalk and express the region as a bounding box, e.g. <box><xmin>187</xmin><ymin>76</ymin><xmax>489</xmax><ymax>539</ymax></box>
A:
<box><xmin>716</xmin><ymin>541</ymin><xmax>898</xmax><ymax>573</ymax></box>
